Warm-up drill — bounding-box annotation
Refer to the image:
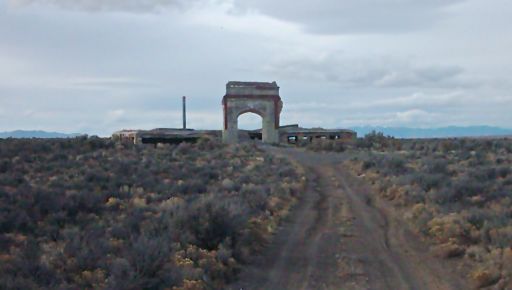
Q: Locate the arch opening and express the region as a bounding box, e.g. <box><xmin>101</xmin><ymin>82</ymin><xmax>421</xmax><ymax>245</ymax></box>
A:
<box><xmin>237</xmin><ymin>111</ymin><xmax>263</xmax><ymax>141</ymax></box>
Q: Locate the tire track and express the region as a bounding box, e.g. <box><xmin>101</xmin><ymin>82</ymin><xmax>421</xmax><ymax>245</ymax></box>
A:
<box><xmin>230</xmin><ymin>147</ymin><xmax>468</xmax><ymax>290</ymax></box>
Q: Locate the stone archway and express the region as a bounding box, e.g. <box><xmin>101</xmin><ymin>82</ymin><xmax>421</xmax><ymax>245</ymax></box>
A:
<box><xmin>222</xmin><ymin>81</ymin><xmax>283</xmax><ymax>144</ymax></box>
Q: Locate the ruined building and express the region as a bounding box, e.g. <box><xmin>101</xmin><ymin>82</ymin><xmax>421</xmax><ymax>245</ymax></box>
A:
<box><xmin>222</xmin><ymin>81</ymin><xmax>282</xmax><ymax>144</ymax></box>
<box><xmin>222</xmin><ymin>81</ymin><xmax>356</xmax><ymax>144</ymax></box>
<box><xmin>112</xmin><ymin>81</ymin><xmax>356</xmax><ymax>145</ymax></box>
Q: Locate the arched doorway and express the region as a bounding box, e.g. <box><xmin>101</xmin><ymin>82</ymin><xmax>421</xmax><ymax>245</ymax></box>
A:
<box><xmin>222</xmin><ymin>81</ymin><xmax>283</xmax><ymax>144</ymax></box>
<box><xmin>237</xmin><ymin>110</ymin><xmax>264</xmax><ymax>140</ymax></box>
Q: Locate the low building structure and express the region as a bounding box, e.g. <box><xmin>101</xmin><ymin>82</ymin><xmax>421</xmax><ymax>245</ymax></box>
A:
<box><xmin>112</xmin><ymin>128</ymin><xmax>219</xmax><ymax>145</ymax></box>
<box><xmin>112</xmin><ymin>81</ymin><xmax>356</xmax><ymax>146</ymax></box>
<box><xmin>248</xmin><ymin>124</ymin><xmax>356</xmax><ymax>144</ymax></box>
<box><xmin>278</xmin><ymin>124</ymin><xmax>356</xmax><ymax>144</ymax></box>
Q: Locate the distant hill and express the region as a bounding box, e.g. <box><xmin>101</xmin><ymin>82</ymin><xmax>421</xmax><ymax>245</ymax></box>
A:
<box><xmin>0</xmin><ymin>130</ymin><xmax>84</xmax><ymax>139</ymax></box>
<box><xmin>351</xmin><ymin>126</ymin><xmax>512</xmax><ymax>139</ymax></box>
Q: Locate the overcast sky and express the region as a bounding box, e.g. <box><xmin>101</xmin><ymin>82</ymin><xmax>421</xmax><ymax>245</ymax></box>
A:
<box><xmin>1</xmin><ymin>0</ymin><xmax>511</xmax><ymax>135</ymax></box>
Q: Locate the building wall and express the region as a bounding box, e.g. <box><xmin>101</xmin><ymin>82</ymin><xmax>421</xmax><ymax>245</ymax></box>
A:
<box><xmin>112</xmin><ymin>131</ymin><xmax>139</xmax><ymax>144</ymax></box>
<box><xmin>223</xmin><ymin>97</ymin><xmax>280</xmax><ymax>144</ymax></box>
<box><xmin>226</xmin><ymin>81</ymin><xmax>279</xmax><ymax>96</ymax></box>
<box><xmin>280</xmin><ymin>131</ymin><xmax>357</xmax><ymax>144</ymax></box>
<box><xmin>226</xmin><ymin>86</ymin><xmax>279</xmax><ymax>96</ymax></box>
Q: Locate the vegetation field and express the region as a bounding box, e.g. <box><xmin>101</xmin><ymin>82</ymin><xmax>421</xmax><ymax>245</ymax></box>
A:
<box><xmin>327</xmin><ymin>133</ymin><xmax>512</xmax><ymax>289</ymax></box>
<box><xmin>0</xmin><ymin>137</ymin><xmax>305</xmax><ymax>289</ymax></box>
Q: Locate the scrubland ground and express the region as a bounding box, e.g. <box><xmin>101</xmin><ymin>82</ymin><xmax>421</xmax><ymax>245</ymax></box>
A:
<box><xmin>2</xmin><ymin>135</ymin><xmax>510</xmax><ymax>290</ymax></box>
<box><xmin>0</xmin><ymin>137</ymin><xmax>305</xmax><ymax>289</ymax></box>
<box><xmin>296</xmin><ymin>133</ymin><xmax>512</xmax><ymax>289</ymax></box>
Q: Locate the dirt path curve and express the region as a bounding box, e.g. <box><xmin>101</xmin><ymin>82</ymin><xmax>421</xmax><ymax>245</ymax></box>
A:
<box><xmin>229</xmin><ymin>147</ymin><xmax>468</xmax><ymax>290</ymax></box>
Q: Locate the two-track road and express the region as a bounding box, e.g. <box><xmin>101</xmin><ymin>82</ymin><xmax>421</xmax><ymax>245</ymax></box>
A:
<box><xmin>229</xmin><ymin>147</ymin><xmax>467</xmax><ymax>290</ymax></box>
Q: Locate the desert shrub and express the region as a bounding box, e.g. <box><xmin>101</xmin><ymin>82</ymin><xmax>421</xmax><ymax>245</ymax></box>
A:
<box><xmin>351</xmin><ymin>137</ymin><xmax>512</xmax><ymax>286</ymax></box>
<box><xmin>468</xmin><ymin>151</ymin><xmax>489</xmax><ymax>167</ymax></box>
<box><xmin>115</xmin><ymin>234</ymin><xmax>173</xmax><ymax>289</ymax></box>
<box><xmin>240</xmin><ymin>184</ymin><xmax>268</xmax><ymax>211</ymax></box>
<box><xmin>176</xmin><ymin>198</ymin><xmax>248</xmax><ymax>251</ymax></box>
<box><xmin>452</xmin><ymin>178</ymin><xmax>486</xmax><ymax>201</ymax></box>
<box><xmin>423</xmin><ymin>158</ymin><xmax>450</xmax><ymax>175</ymax></box>
<box><xmin>440</xmin><ymin>139</ymin><xmax>460</xmax><ymax>152</ymax></box>
<box><xmin>465</xmin><ymin>209</ymin><xmax>492</xmax><ymax>231</ymax></box>
<box><xmin>0</xmin><ymin>160</ymin><xmax>11</xmax><ymax>173</ymax></box>
<box><xmin>414</xmin><ymin>173</ymin><xmax>448</xmax><ymax>192</ymax></box>
<box><xmin>503</xmin><ymin>176</ymin><xmax>512</xmax><ymax>186</ymax></box>
<box><xmin>356</xmin><ymin>130</ymin><xmax>399</xmax><ymax>150</ymax></box>
<box><xmin>427</xmin><ymin>214</ymin><xmax>472</xmax><ymax>244</ymax></box>
<box><xmin>406</xmin><ymin>204</ymin><xmax>434</xmax><ymax>234</ymax></box>
<box><xmin>0</xmin><ymin>137</ymin><xmax>303</xmax><ymax>289</ymax></box>
<box><xmin>467</xmin><ymin>168</ymin><xmax>497</xmax><ymax>183</ymax></box>
<box><xmin>485</xmin><ymin>226</ymin><xmax>512</xmax><ymax>248</ymax></box>
<box><xmin>1</xmin><ymin>237</ymin><xmax>59</xmax><ymax>287</ymax></box>
<box><xmin>307</xmin><ymin>139</ymin><xmax>345</xmax><ymax>152</ymax></box>
<box><xmin>497</xmin><ymin>166</ymin><xmax>510</xmax><ymax>178</ymax></box>
<box><xmin>376</xmin><ymin>155</ymin><xmax>408</xmax><ymax>175</ymax></box>
<box><xmin>362</xmin><ymin>159</ymin><xmax>375</xmax><ymax>170</ymax></box>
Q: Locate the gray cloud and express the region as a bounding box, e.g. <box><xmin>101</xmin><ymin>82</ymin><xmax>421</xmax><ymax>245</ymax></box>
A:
<box><xmin>233</xmin><ymin>0</ymin><xmax>466</xmax><ymax>34</ymax></box>
<box><xmin>375</xmin><ymin>66</ymin><xmax>465</xmax><ymax>87</ymax></box>
<box><xmin>1</xmin><ymin>0</ymin><xmax>512</xmax><ymax>134</ymax></box>
<box><xmin>6</xmin><ymin>0</ymin><xmax>199</xmax><ymax>12</ymax></box>
<box><xmin>263</xmin><ymin>54</ymin><xmax>466</xmax><ymax>89</ymax></box>
<box><xmin>286</xmin><ymin>91</ymin><xmax>466</xmax><ymax>112</ymax></box>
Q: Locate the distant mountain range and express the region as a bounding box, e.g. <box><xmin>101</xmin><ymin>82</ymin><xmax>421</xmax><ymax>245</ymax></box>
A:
<box><xmin>350</xmin><ymin>126</ymin><xmax>512</xmax><ymax>139</ymax></box>
<box><xmin>0</xmin><ymin>130</ymin><xmax>83</xmax><ymax>139</ymax></box>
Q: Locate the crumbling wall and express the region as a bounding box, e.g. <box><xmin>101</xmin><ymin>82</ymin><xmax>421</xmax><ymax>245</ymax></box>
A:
<box><xmin>223</xmin><ymin>97</ymin><xmax>280</xmax><ymax>144</ymax></box>
<box><xmin>222</xmin><ymin>81</ymin><xmax>282</xmax><ymax>144</ymax></box>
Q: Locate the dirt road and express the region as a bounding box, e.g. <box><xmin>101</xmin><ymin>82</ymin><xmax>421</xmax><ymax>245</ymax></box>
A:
<box><xmin>229</xmin><ymin>147</ymin><xmax>468</xmax><ymax>290</ymax></box>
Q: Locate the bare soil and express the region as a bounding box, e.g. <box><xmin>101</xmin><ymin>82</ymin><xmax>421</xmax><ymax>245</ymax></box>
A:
<box><xmin>229</xmin><ymin>147</ymin><xmax>468</xmax><ymax>290</ymax></box>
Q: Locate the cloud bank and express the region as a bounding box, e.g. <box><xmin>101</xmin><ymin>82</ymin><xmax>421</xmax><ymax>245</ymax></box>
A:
<box><xmin>1</xmin><ymin>0</ymin><xmax>511</xmax><ymax>135</ymax></box>
<box><xmin>233</xmin><ymin>0</ymin><xmax>467</xmax><ymax>34</ymax></box>
<box><xmin>6</xmin><ymin>0</ymin><xmax>200</xmax><ymax>12</ymax></box>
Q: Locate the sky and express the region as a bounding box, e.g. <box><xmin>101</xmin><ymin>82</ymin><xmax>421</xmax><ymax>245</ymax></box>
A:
<box><xmin>1</xmin><ymin>0</ymin><xmax>511</xmax><ymax>136</ymax></box>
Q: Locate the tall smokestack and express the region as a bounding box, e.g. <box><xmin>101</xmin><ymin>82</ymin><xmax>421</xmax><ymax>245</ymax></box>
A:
<box><xmin>182</xmin><ymin>96</ymin><xmax>186</xmax><ymax>129</ymax></box>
